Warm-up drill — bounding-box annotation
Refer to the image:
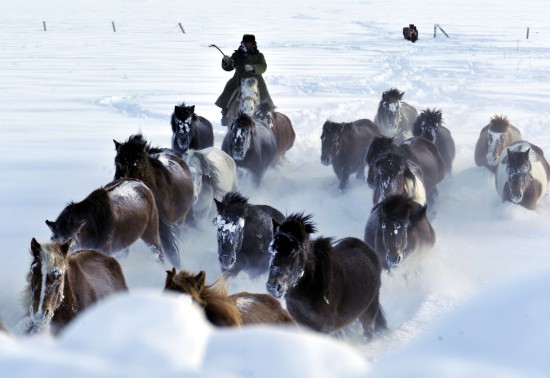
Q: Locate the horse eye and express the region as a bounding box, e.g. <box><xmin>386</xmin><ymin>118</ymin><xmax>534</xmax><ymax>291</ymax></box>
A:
<box><xmin>381</xmin><ymin>222</ymin><xmax>386</xmax><ymax>229</ymax></box>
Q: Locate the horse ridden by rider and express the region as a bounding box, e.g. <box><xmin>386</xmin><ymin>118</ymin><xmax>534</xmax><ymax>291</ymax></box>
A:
<box><xmin>215</xmin><ymin>34</ymin><xmax>274</xmax><ymax>126</ymax></box>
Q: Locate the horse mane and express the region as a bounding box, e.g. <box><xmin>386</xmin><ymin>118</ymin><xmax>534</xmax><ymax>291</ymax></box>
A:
<box><xmin>256</xmin><ymin>102</ymin><xmax>275</xmax><ymax>113</ymax></box>
<box><xmin>376</xmin><ymin>194</ymin><xmax>418</xmax><ymax>220</ymax></box>
<box><xmin>489</xmin><ymin>115</ymin><xmax>510</xmax><ymax>132</ymax></box>
<box><xmin>233</xmin><ymin>112</ymin><xmax>256</xmax><ymax>130</ymax></box>
<box><xmin>381</xmin><ymin>88</ymin><xmax>404</xmax><ymax>103</ymax></box>
<box><xmin>310</xmin><ymin>236</ymin><xmax>335</xmax><ymax>301</ymax></box>
<box><xmin>414</xmin><ymin>108</ymin><xmax>442</xmax><ymax>129</ymax></box>
<box><xmin>221</xmin><ymin>191</ymin><xmax>249</xmax><ymax>209</ymax></box>
<box><xmin>167</xmin><ymin>269</ymin><xmax>242</xmax><ymax>327</ymax></box>
<box><xmin>124</xmin><ymin>133</ymin><xmax>174</xmax><ymax>184</ymax></box>
<box><xmin>66</xmin><ymin>188</ymin><xmax>114</xmax><ymax>244</ymax></box>
<box><xmin>366</xmin><ymin>136</ymin><xmax>397</xmax><ymax>165</ymax></box>
<box><xmin>280</xmin><ymin>212</ymin><xmax>317</xmax><ymax>236</ymax></box>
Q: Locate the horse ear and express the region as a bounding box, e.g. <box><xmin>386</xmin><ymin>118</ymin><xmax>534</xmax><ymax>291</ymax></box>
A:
<box><xmin>30</xmin><ymin>237</ymin><xmax>41</xmax><ymax>258</ymax></box>
<box><xmin>164</xmin><ymin>267</ymin><xmax>177</xmax><ymax>288</ymax></box>
<box><xmin>524</xmin><ymin>148</ymin><xmax>531</xmax><ymax>158</ymax></box>
<box><xmin>60</xmin><ymin>239</ymin><xmax>72</xmax><ymax>256</ymax></box>
<box><xmin>188</xmin><ymin>105</ymin><xmax>195</xmax><ymax>113</ymax></box>
<box><xmin>45</xmin><ymin>220</ymin><xmax>56</xmax><ymax>233</ymax></box>
<box><xmin>114</xmin><ymin>140</ymin><xmax>122</xmax><ymax>151</ymax></box>
<box><xmin>272</xmin><ymin>218</ymin><xmax>280</xmax><ymax>233</ymax></box>
<box><xmin>195</xmin><ymin>271</ymin><xmax>206</xmax><ymax>290</ymax></box>
<box><xmin>214</xmin><ymin>198</ymin><xmax>224</xmax><ymax>213</ymax></box>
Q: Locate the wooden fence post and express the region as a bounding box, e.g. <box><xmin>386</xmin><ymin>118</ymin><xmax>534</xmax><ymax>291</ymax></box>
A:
<box><xmin>178</xmin><ymin>22</ymin><xmax>185</xmax><ymax>33</ymax></box>
<box><xmin>112</xmin><ymin>21</ymin><xmax>116</xmax><ymax>32</ymax></box>
<box><xmin>43</xmin><ymin>21</ymin><xmax>47</xmax><ymax>31</ymax></box>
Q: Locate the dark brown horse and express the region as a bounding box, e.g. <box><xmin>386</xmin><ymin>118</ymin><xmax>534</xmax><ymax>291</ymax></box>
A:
<box><xmin>170</xmin><ymin>102</ymin><xmax>214</xmax><ymax>155</ymax></box>
<box><xmin>320</xmin><ymin>119</ymin><xmax>381</xmax><ymax>191</ymax></box>
<box><xmin>475</xmin><ymin>115</ymin><xmax>522</xmax><ymax>173</ymax></box>
<box><xmin>374</xmin><ymin>88</ymin><xmax>418</xmax><ymax>144</ymax></box>
<box><xmin>221</xmin><ymin>113</ymin><xmax>278</xmax><ymax>186</ymax></box>
<box><xmin>21</xmin><ymin>238</ymin><xmax>128</xmax><ymax>335</ymax></box>
<box><xmin>364</xmin><ymin>194</ymin><xmax>436</xmax><ymax>271</ymax></box>
<box><xmin>254</xmin><ymin>102</ymin><xmax>296</xmax><ymax>163</ymax></box>
<box><xmin>495</xmin><ymin>141</ymin><xmax>550</xmax><ymax>210</ymax></box>
<box><xmin>266</xmin><ymin>213</ymin><xmax>387</xmax><ymax>340</ymax></box>
<box><xmin>403</xmin><ymin>24</ymin><xmax>418</xmax><ymax>42</ymax></box>
<box><xmin>46</xmin><ymin>179</ymin><xmax>168</xmax><ymax>263</ymax></box>
<box><xmin>164</xmin><ymin>268</ymin><xmax>296</xmax><ymax>327</ymax></box>
<box><xmin>413</xmin><ymin>108</ymin><xmax>456</xmax><ymax>174</ymax></box>
<box><xmin>214</xmin><ymin>192</ymin><xmax>285</xmax><ymax>278</ymax></box>
<box><xmin>114</xmin><ymin>133</ymin><xmax>195</xmax><ymax>268</ymax></box>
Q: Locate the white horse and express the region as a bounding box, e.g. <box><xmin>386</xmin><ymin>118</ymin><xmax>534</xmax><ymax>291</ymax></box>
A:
<box><xmin>182</xmin><ymin>147</ymin><xmax>239</xmax><ymax>226</ymax></box>
<box><xmin>227</xmin><ymin>77</ymin><xmax>260</xmax><ymax>122</ymax></box>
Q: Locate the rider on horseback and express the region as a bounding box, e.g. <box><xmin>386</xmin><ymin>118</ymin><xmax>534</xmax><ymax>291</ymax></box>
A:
<box><xmin>215</xmin><ymin>34</ymin><xmax>274</xmax><ymax>126</ymax></box>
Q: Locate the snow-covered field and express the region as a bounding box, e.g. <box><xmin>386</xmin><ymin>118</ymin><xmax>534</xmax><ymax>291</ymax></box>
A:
<box><xmin>1</xmin><ymin>0</ymin><xmax>550</xmax><ymax>376</ymax></box>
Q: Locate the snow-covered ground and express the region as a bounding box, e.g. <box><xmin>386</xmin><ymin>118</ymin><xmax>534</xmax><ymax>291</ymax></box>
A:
<box><xmin>1</xmin><ymin>0</ymin><xmax>550</xmax><ymax>376</ymax></box>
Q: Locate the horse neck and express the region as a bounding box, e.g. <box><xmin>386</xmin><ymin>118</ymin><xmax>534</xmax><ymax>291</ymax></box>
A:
<box><xmin>294</xmin><ymin>238</ymin><xmax>332</xmax><ymax>299</ymax></box>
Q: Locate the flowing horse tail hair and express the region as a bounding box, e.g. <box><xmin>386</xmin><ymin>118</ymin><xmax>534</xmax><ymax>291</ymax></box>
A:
<box><xmin>159</xmin><ymin>216</ymin><xmax>181</xmax><ymax>269</ymax></box>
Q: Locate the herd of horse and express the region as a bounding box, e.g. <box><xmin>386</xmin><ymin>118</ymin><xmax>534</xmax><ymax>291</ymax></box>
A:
<box><xmin>16</xmin><ymin>83</ymin><xmax>550</xmax><ymax>344</ymax></box>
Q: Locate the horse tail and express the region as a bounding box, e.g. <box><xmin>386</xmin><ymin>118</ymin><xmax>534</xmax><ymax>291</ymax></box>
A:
<box><xmin>158</xmin><ymin>216</ymin><xmax>181</xmax><ymax>269</ymax></box>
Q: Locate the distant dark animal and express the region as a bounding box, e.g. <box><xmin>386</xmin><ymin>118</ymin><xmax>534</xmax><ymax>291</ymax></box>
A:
<box><xmin>413</xmin><ymin>108</ymin><xmax>456</xmax><ymax>174</ymax></box>
<box><xmin>364</xmin><ymin>194</ymin><xmax>436</xmax><ymax>271</ymax></box>
<box><xmin>475</xmin><ymin>115</ymin><xmax>522</xmax><ymax>173</ymax></box>
<box><xmin>266</xmin><ymin>213</ymin><xmax>387</xmax><ymax>339</ymax></box>
<box><xmin>214</xmin><ymin>192</ymin><xmax>285</xmax><ymax>278</ymax></box>
<box><xmin>46</xmin><ymin>179</ymin><xmax>168</xmax><ymax>263</ymax></box>
<box><xmin>374</xmin><ymin>88</ymin><xmax>418</xmax><ymax>144</ymax></box>
<box><xmin>114</xmin><ymin>133</ymin><xmax>195</xmax><ymax>268</ymax></box>
<box><xmin>254</xmin><ymin>102</ymin><xmax>296</xmax><ymax>163</ymax></box>
<box><xmin>164</xmin><ymin>268</ymin><xmax>296</xmax><ymax>327</ymax></box>
<box><xmin>495</xmin><ymin>141</ymin><xmax>550</xmax><ymax>210</ymax></box>
<box><xmin>403</xmin><ymin>24</ymin><xmax>418</xmax><ymax>42</ymax></box>
<box><xmin>221</xmin><ymin>113</ymin><xmax>278</xmax><ymax>186</ymax></box>
<box><xmin>21</xmin><ymin>238</ymin><xmax>128</xmax><ymax>335</ymax></box>
<box><xmin>170</xmin><ymin>102</ymin><xmax>214</xmax><ymax>155</ymax></box>
<box><xmin>368</xmin><ymin>150</ymin><xmax>427</xmax><ymax>206</ymax></box>
<box><xmin>367</xmin><ymin>136</ymin><xmax>445</xmax><ymax>204</ymax></box>
<box><xmin>226</xmin><ymin>77</ymin><xmax>261</xmax><ymax>126</ymax></box>
<box><xmin>320</xmin><ymin>119</ymin><xmax>381</xmax><ymax>191</ymax></box>
<box><xmin>182</xmin><ymin>147</ymin><xmax>238</xmax><ymax>227</ymax></box>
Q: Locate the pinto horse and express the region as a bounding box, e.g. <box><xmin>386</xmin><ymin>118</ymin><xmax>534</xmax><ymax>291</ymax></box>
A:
<box><xmin>21</xmin><ymin>238</ymin><xmax>128</xmax><ymax>335</ymax></box>
<box><xmin>266</xmin><ymin>213</ymin><xmax>387</xmax><ymax>340</ymax></box>
<box><xmin>170</xmin><ymin>102</ymin><xmax>214</xmax><ymax>155</ymax></box>
<box><xmin>320</xmin><ymin>119</ymin><xmax>381</xmax><ymax>191</ymax></box>
<box><xmin>221</xmin><ymin>113</ymin><xmax>277</xmax><ymax>186</ymax></box>
<box><xmin>374</xmin><ymin>88</ymin><xmax>418</xmax><ymax>144</ymax></box>
<box><xmin>495</xmin><ymin>141</ymin><xmax>550</xmax><ymax>210</ymax></box>
<box><xmin>364</xmin><ymin>194</ymin><xmax>436</xmax><ymax>271</ymax></box>
<box><xmin>214</xmin><ymin>192</ymin><xmax>285</xmax><ymax>278</ymax></box>
<box><xmin>46</xmin><ymin>179</ymin><xmax>169</xmax><ymax>263</ymax></box>
<box><xmin>114</xmin><ymin>133</ymin><xmax>195</xmax><ymax>268</ymax></box>
<box><xmin>182</xmin><ymin>147</ymin><xmax>238</xmax><ymax>227</ymax></box>
<box><xmin>475</xmin><ymin>115</ymin><xmax>522</xmax><ymax>173</ymax></box>
<box><xmin>413</xmin><ymin>108</ymin><xmax>456</xmax><ymax>174</ymax></box>
<box><xmin>164</xmin><ymin>268</ymin><xmax>296</xmax><ymax>327</ymax></box>
<box><xmin>254</xmin><ymin>102</ymin><xmax>296</xmax><ymax>163</ymax></box>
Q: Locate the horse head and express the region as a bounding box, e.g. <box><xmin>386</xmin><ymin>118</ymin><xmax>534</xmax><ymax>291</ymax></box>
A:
<box><xmin>113</xmin><ymin>134</ymin><xmax>149</xmax><ymax>180</ymax></box>
<box><xmin>366</xmin><ymin>136</ymin><xmax>396</xmax><ymax>166</ymax></box>
<box><xmin>505</xmin><ymin>148</ymin><xmax>532</xmax><ymax>203</ymax></box>
<box><xmin>413</xmin><ymin>108</ymin><xmax>442</xmax><ymax>143</ymax></box>
<box><xmin>486</xmin><ymin>115</ymin><xmax>512</xmax><ymax>166</ymax></box>
<box><xmin>266</xmin><ymin>213</ymin><xmax>316</xmax><ymax>298</ymax></box>
<box><xmin>214</xmin><ymin>193</ymin><xmax>249</xmax><ymax>271</ymax></box>
<box><xmin>377</xmin><ymin>195</ymin><xmax>426</xmax><ymax>269</ymax></box>
<box><xmin>23</xmin><ymin>238</ymin><xmax>71</xmax><ymax>334</ymax></box>
<box><xmin>372</xmin><ymin>152</ymin><xmax>410</xmax><ymax>201</ymax></box>
<box><xmin>378</xmin><ymin>88</ymin><xmax>404</xmax><ymax>133</ymax></box>
<box><xmin>164</xmin><ymin>268</ymin><xmax>207</xmax><ymax>307</ymax></box>
<box><xmin>45</xmin><ymin>212</ymin><xmax>85</xmax><ymax>252</ymax></box>
<box><xmin>229</xmin><ymin>113</ymin><xmax>256</xmax><ymax>161</ymax></box>
<box><xmin>239</xmin><ymin>78</ymin><xmax>260</xmax><ymax>116</ymax></box>
<box><xmin>171</xmin><ymin>104</ymin><xmax>196</xmax><ymax>153</ymax></box>
<box><xmin>320</xmin><ymin>121</ymin><xmax>344</xmax><ymax>166</ymax></box>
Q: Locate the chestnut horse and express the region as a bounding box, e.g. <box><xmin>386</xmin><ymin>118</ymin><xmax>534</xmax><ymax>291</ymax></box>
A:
<box><xmin>254</xmin><ymin>102</ymin><xmax>296</xmax><ymax>163</ymax></box>
<box><xmin>475</xmin><ymin>115</ymin><xmax>522</xmax><ymax>173</ymax></box>
<box><xmin>164</xmin><ymin>268</ymin><xmax>296</xmax><ymax>327</ymax></box>
<box><xmin>21</xmin><ymin>238</ymin><xmax>127</xmax><ymax>335</ymax></box>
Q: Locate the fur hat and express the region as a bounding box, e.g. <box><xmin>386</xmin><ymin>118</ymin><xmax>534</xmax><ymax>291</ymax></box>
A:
<box><xmin>242</xmin><ymin>34</ymin><xmax>255</xmax><ymax>43</ymax></box>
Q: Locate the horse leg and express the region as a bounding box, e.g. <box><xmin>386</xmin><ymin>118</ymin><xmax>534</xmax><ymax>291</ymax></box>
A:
<box><xmin>338</xmin><ymin>167</ymin><xmax>350</xmax><ymax>191</ymax></box>
<box><xmin>358</xmin><ymin>293</ymin><xmax>387</xmax><ymax>340</ymax></box>
<box><xmin>356</xmin><ymin>160</ymin><xmax>367</xmax><ymax>181</ymax></box>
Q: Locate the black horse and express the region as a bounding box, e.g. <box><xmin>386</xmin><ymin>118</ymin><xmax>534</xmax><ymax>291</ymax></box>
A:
<box><xmin>214</xmin><ymin>192</ymin><xmax>285</xmax><ymax>278</ymax></box>
<box><xmin>364</xmin><ymin>194</ymin><xmax>436</xmax><ymax>272</ymax></box>
<box><xmin>171</xmin><ymin>102</ymin><xmax>214</xmax><ymax>155</ymax></box>
<box><xmin>221</xmin><ymin>112</ymin><xmax>277</xmax><ymax>186</ymax></box>
<box><xmin>413</xmin><ymin>108</ymin><xmax>456</xmax><ymax>174</ymax></box>
<box><xmin>266</xmin><ymin>213</ymin><xmax>387</xmax><ymax>340</ymax></box>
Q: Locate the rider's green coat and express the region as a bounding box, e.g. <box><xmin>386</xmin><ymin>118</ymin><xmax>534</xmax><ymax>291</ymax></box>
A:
<box><xmin>215</xmin><ymin>49</ymin><xmax>274</xmax><ymax>110</ymax></box>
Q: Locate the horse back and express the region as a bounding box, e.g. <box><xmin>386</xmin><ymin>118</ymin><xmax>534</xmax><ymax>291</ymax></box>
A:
<box><xmin>329</xmin><ymin>238</ymin><xmax>381</xmax><ymax>291</ymax></box>
<box><xmin>192</xmin><ymin>116</ymin><xmax>214</xmax><ymax>149</ymax></box>
<box><xmin>401</xmin><ymin>137</ymin><xmax>445</xmax><ymax>193</ymax></box>
<box><xmin>272</xmin><ymin>112</ymin><xmax>296</xmax><ymax>160</ymax></box>
<box><xmin>68</xmin><ymin>250</ymin><xmax>128</xmax><ymax>306</ymax></box>
<box><xmin>231</xmin><ymin>292</ymin><xmax>296</xmax><ymax>325</ymax></box>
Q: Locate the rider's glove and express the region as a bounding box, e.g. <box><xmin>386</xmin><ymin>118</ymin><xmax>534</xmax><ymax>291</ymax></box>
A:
<box><xmin>244</xmin><ymin>64</ymin><xmax>253</xmax><ymax>72</ymax></box>
<box><xmin>223</xmin><ymin>56</ymin><xmax>232</xmax><ymax>63</ymax></box>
